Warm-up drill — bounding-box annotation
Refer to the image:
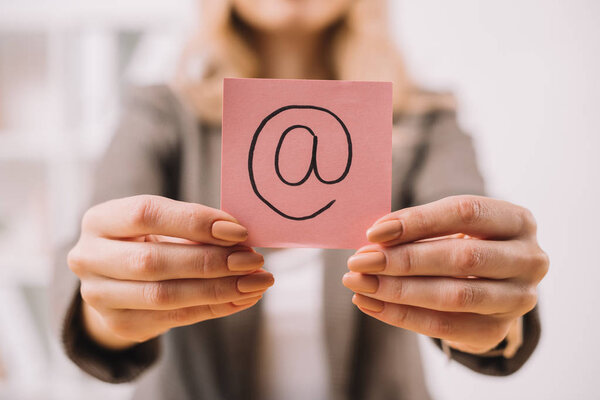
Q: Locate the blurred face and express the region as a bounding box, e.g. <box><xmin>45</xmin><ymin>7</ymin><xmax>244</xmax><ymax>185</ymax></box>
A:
<box><xmin>232</xmin><ymin>0</ymin><xmax>353</xmax><ymax>34</ymax></box>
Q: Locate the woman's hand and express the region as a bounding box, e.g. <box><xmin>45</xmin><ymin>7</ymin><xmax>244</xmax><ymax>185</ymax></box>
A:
<box><xmin>68</xmin><ymin>195</ymin><xmax>273</xmax><ymax>350</ymax></box>
<box><xmin>342</xmin><ymin>195</ymin><xmax>548</xmax><ymax>354</ymax></box>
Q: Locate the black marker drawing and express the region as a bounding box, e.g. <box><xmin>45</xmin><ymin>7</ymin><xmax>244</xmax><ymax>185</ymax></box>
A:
<box><xmin>248</xmin><ymin>105</ymin><xmax>352</xmax><ymax>220</ymax></box>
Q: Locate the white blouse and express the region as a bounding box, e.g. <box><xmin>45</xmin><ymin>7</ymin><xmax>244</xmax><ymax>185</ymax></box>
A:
<box><xmin>258</xmin><ymin>248</ymin><xmax>330</xmax><ymax>400</ymax></box>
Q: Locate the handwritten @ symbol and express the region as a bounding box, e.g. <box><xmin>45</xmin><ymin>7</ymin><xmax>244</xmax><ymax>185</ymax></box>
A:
<box><xmin>248</xmin><ymin>105</ymin><xmax>352</xmax><ymax>220</ymax></box>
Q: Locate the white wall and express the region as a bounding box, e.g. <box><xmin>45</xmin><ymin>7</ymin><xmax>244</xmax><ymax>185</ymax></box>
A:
<box><xmin>390</xmin><ymin>1</ymin><xmax>600</xmax><ymax>399</ymax></box>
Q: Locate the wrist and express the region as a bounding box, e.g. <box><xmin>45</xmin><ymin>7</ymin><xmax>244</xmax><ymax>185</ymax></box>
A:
<box><xmin>81</xmin><ymin>301</ymin><xmax>138</xmax><ymax>351</ymax></box>
<box><xmin>443</xmin><ymin>317</ymin><xmax>523</xmax><ymax>358</ymax></box>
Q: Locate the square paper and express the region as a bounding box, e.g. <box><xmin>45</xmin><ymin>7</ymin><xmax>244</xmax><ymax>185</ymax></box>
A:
<box><xmin>221</xmin><ymin>78</ymin><xmax>392</xmax><ymax>249</ymax></box>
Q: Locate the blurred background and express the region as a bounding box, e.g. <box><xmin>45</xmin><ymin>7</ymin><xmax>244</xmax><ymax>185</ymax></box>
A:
<box><xmin>0</xmin><ymin>0</ymin><xmax>598</xmax><ymax>399</ymax></box>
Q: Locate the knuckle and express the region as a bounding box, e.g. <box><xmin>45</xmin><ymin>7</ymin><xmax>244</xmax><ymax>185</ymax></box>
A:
<box><xmin>81</xmin><ymin>206</ymin><xmax>98</xmax><ymax>231</ymax></box>
<box><xmin>399</xmin><ymin>247</ymin><xmax>415</xmax><ymax>275</ymax></box>
<box><xmin>196</xmin><ymin>248</ymin><xmax>212</xmax><ymax>276</ymax></box>
<box><xmin>80</xmin><ymin>282</ymin><xmax>101</xmax><ymax>307</ymax></box>
<box><xmin>456</xmin><ymin>244</ymin><xmax>484</xmax><ymax>276</ymax></box>
<box><xmin>143</xmin><ymin>282</ymin><xmax>172</xmax><ymax>307</ymax></box>
<box><xmin>209</xmin><ymin>281</ymin><xmax>228</xmax><ymax>304</ymax></box>
<box><xmin>390</xmin><ymin>277</ymin><xmax>405</xmax><ymax>301</ymax></box>
<box><xmin>206</xmin><ymin>303</ymin><xmax>220</xmax><ymax>319</ymax></box>
<box><xmin>452</xmin><ymin>284</ymin><xmax>482</xmax><ymax>309</ymax></box>
<box><xmin>167</xmin><ymin>307</ymin><xmax>194</xmax><ymax>325</ymax></box>
<box><xmin>410</xmin><ymin>208</ymin><xmax>430</xmax><ymax>234</ymax></box>
<box><xmin>188</xmin><ymin>207</ymin><xmax>209</xmax><ymax>234</ymax></box>
<box><xmin>520</xmin><ymin>286</ymin><xmax>538</xmax><ymax>313</ymax></box>
<box><xmin>392</xmin><ymin>305</ymin><xmax>409</xmax><ymax>326</ymax></box>
<box><xmin>428</xmin><ymin>316</ymin><xmax>453</xmax><ymax>337</ymax></box>
<box><xmin>67</xmin><ymin>246</ymin><xmax>85</xmax><ymax>275</ymax></box>
<box><xmin>532</xmin><ymin>248</ymin><xmax>550</xmax><ymax>280</ymax></box>
<box><xmin>520</xmin><ymin>207</ymin><xmax>537</xmax><ymax>233</ymax></box>
<box><xmin>131</xmin><ymin>247</ymin><xmax>158</xmax><ymax>277</ymax></box>
<box><xmin>456</xmin><ymin>196</ymin><xmax>485</xmax><ymax>225</ymax></box>
<box><xmin>129</xmin><ymin>195</ymin><xmax>159</xmax><ymax>229</ymax></box>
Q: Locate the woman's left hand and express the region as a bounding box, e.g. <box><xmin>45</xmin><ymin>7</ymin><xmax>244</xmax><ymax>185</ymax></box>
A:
<box><xmin>342</xmin><ymin>195</ymin><xmax>549</xmax><ymax>354</ymax></box>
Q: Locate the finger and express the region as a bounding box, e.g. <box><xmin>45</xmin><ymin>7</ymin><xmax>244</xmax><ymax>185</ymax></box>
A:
<box><xmin>366</xmin><ymin>195</ymin><xmax>536</xmax><ymax>245</ymax></box>
<box><xmin>351</xmin><ymin>294</ymin><xmax>509</xmax><ymax>346</ymax></box>
<box><xmin>75</xmin><ymin>238</ymin><xmax>263</xmax><ymax>281</ymax></box>
<box><xmin>343</xmin><ymin>273</ymin><xmax>536</xmax><ymax>315</ymax></box>
<box><xmin>231</xmin><ymin>294</ymin><xmax>264</xmax><ymax>306</ymax></box>
<box><xmin>81</xmin><ymin>271</ymin><xmax>274</xmax><ymax>310</ymax></box>
<box><xmin>349</xmin><ymin>239</ymin><xmax>541</xmax><ymax>280</ymax></box>
<box><xmin>104</xmin><ymin>299</ymin><xmax>262</xmax><ymax>340</ymax></box>
<box><xmin>152</xmin><ymin>297</ymin><xmax>262</xmax><ymax>327</ymax></box>
<box><xmin>83</xmin><ymin>195</ymin><xmax>247</xmax><ymax>245</ymax></box>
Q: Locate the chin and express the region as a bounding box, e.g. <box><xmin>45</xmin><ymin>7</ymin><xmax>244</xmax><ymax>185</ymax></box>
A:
<box><xmin>234</xmin><ymin>0</ymin><xmax>350</xmax><ymax>34</ymax></box>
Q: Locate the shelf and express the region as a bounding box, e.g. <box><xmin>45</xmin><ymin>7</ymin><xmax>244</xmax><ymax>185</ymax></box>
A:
<box><xmin>0</xmin><ymin>129</ymin><xmax>112</xmax><ymax>162</ymax></box>
<box><xmin>0</xmin><ymin>4</ymin><xmax>188</xmax><ymax>397</ymax></box>
<box><xmin>0</xmin><ymin>0</ymin><xmax>194</xmax><ymax>31</ymax></box>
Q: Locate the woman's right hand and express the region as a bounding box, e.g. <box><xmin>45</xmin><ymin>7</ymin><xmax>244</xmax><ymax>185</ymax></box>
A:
<box><xmin>67</xmin><ymin>195</ymin><xmax>273</xmax><ymax>350</ymax></box>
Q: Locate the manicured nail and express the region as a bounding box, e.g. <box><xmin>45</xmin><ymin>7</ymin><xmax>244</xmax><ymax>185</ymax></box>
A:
<box><xmin>342</xmin><ymin>272</ymin><xmax>379</xmax><ymax>294</ymax></box>
<box><xmin>367</xmin><ymin>219</ymin><xmax>402</xmax><ymax>243</ymax></box>
<box><xmin>212</xmin><ymin>220</ymin><xmax>248</xmax><ymax>242</ymax></box>
<box><xmin>228</xmin><ymin>251</ymin><xmax>264</xmax><ymax>271</ymax></box>
<box><xmin>348</xmin><ymin>252</ymin><xmax>386</xmax><ymax>273</ymax></box>
<box><xmin>232</xmin><ymin>295</ymin><xmax>263</xmax><ymax>306</ymax></box>
<box><xmin>238</xmin><ymin>272</ymin><xmax>274</xmax><ymax>293</ymax></box>
<box><xmin>352</xmin><ymin>294</ymin><xmax>384</xmax><ymax>312</ymax></box>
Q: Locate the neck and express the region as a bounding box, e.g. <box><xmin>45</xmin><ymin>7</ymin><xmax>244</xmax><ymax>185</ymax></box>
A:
<box><xmin>254</xmin><ymin>30</ymin><xmax>331</xmax><ymax>80</ymax></box>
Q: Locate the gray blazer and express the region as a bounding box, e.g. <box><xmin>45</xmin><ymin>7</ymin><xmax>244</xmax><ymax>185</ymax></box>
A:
<box><xmin>51</xmin><ymin>85</ymin><xmax>541</xmax><ymax>400</ymax></box>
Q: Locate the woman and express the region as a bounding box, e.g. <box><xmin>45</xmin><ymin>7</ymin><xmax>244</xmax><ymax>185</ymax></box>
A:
<box><xmin>52</xmin><ymin>0</ymin><xmax>548</xmax><ymax>399</ymax></box>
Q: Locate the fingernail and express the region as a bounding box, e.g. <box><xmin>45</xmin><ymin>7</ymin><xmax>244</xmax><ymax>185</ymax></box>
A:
<box><xmin>352</xmin><ymin>294</ymin><xmax>384</xmax><ymax>312</ymax></box>
<box><xmin>212</xmin><ymin>220</ymin><xmax>248</xmax><ymax>242</ymax></box>
<box><xmin>238</xmin><ymin>272</ymin><xmax>274</xmax><ymax>293</ymax></box>
<box><xmin>228</xmin><ymin>251</ymin><xmax>264</xmax><ymax>271</ymax></box>
<box><xmin>367</xmin><ymin>219</ymin><xmax>402</xmax><ymax>243</ymax></box>
<box><xmin>232</xmin><ymin>295</ymin><xmax>263</xmax><ymax>306</ymax></box>
<box><xmin>348</xmin><ymin>252</ymin><xmax>386</xmax><ymax>273</ymax></box>
<box><xmin>342</xmin><ymin>272</ymin><xmax>379</xmax><ymax>294</ymax></box>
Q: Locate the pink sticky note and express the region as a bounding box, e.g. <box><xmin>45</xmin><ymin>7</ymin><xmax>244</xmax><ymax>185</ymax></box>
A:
<box><xmin>221</xmin><ymin>78</ymin><xmax>392</xmax><ymax>249</ymax></box>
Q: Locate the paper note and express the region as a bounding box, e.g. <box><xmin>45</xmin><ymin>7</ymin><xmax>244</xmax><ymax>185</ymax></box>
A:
<box><xmin>221</xmin><ymin>78</ymin><xmax>392</xmax><ymax>249</ymax></box>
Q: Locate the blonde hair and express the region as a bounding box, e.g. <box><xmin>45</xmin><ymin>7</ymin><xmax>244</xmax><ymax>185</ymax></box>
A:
<box><xmin>172</xmin><ymin>0</ymin><xmax>451</xmax><ymax>125</ymax></box>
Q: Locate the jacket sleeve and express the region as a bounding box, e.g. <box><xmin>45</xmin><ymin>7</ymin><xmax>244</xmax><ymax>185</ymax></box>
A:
<box><xmin>50</xmin><ymin>85</ymin><xmax>181</xmax><ymax>383</ymax></box>
<box><xmin>410</xmin><ymin>110</ymin><xmax>541</xmax><ymax>376</ymax></box>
